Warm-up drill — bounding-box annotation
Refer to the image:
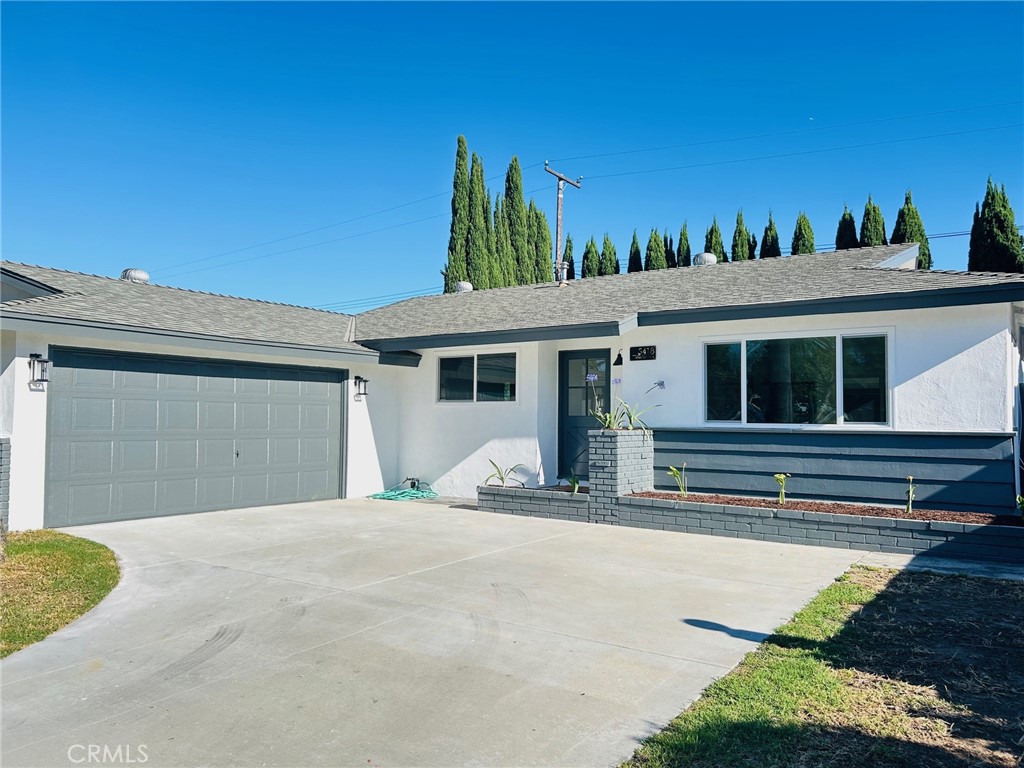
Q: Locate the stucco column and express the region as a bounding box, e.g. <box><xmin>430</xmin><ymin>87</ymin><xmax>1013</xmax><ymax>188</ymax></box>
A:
<box><xmin>588</xmin><ymin>429</ymin><xmax>654</xmax><ymax>524</ymax></box>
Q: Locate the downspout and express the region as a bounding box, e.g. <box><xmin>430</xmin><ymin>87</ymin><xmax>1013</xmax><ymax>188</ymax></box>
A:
<box><xmin>1012</xmin><ymin>305</ymin><xmax>1023</xmax><ymax>507</ymax></box>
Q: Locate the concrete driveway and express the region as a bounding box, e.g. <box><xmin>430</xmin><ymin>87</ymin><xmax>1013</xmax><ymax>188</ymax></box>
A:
<box><xmin>2</xmin><ymin>499</ymin><xmax>862</xmax><ymax>767</ymax></box>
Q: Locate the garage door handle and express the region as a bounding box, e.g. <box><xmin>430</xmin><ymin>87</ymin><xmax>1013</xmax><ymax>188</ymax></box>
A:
<box><xmin>235</xmin><ymin>449</ymin><xmax>240</xmax><ymax>458</ymax></box>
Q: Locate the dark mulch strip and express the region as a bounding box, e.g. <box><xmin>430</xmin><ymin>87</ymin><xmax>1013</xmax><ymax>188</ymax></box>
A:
<box><xmin>539</xmin><ymin>485</ymin><xmax>590</xmax><ymax>494</ymax></box>
<box><xmin>630</xmin><ymin>491</ymin><xmax>1022</xmax><ymax>526</ymax></box>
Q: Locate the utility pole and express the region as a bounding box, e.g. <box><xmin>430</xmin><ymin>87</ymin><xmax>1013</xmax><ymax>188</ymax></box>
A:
<box><xmin>544</xmin><ymin>161</ymin><xmax>582</xmax><ymax>286</ymax></box>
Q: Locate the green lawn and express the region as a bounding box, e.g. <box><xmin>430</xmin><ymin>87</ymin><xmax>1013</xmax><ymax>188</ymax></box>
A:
<box><xmin>625</xmin><ymin>566</ymin><xmax>1024</xmax><ymax>768</ymax></box>
<box><xmin>1</xmin><ymin>530</ymin><xmax>120</xmax><ymax>658</ymax></box>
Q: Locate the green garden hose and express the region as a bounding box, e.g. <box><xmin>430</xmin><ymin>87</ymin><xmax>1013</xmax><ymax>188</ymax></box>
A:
<box><xmin>369</xmin><ymin>479</ymin><xmax>438</xmax><ymax>501</ymax></box>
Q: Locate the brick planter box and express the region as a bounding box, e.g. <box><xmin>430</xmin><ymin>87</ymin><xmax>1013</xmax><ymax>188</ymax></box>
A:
<box><xmin>477</xmin><ymin>485</ymin><xmax>589</xmax><ymax>523</ymax></box>
<box><xmin>474</xmin><ymin>429</ymin><xmax>1023</xmax><ymax>564</ymax></box>
<box><xmin>617</xmin><ymin>496</ymin><xmax>1024</xmax><ymax>564</ymax></box>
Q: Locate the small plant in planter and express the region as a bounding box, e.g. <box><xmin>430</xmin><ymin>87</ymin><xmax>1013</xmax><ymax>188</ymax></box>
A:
<box><xmin>667</xmin><ymin>464</ymin><xmax>687</xmax><ymax>497</ymax></box>
<box><xmin>559</xmin><ymin>469</ymin><xmax>581</xmax><ymax>496</ymax></box>
<box><xmin>484</xmin><ymin>460</ymin><xmax>526</xmax><ymax>488</ymax></box>
<box><xmin>774</xmin><ymin>473</ymin><xmax>792</xmax><ymax>506</ymax></box>
<box><xmin>588</xmin><ymin>375</ymin><xmax>660</xmax><ymax>431</ymax></box>
<box><xmin>906</xmin><ymin>475</ymin><xmax>917</xmax><ymax>514</ymax></box>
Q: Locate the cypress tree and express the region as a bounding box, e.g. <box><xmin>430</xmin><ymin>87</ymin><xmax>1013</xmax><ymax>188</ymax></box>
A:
<box><xmin>704</xmin><ymin>217</ymin><xmax>727</xmax><ymax>262</ymax></box>
<box><xmin>465</xmin><ymin>152</ymin><xmax>491</xmax><ymax>289</ymax></box>
<box><xmin>890</xmin><ymin>190</ymin><xmax>932</xmax><ymax>269</ymax></box>
<box><xmin>564</xmin><ymin>234</ymin><xmax>575</xmax><ymax>280</ymax></box>
<box><xmin>599</xmin><ymin>234</ymin><xmax>618</xmax><ymax>276</ymax></box>
<box><xmin>859</xmin><ymin>195</ymin><xmax>888</xmax><ymax>247</ymax></box>
<box><xmin>835</xmin><ymin>205</ymin><xmax>859</xmax><ymax>250</ymax></box>
<box><xmin>627</xmin><ymin>230</ymin><xmax>643</xmax><ymax>272</ymax></box>
<box><xmin>968</xmin><ymin>178</ymin><xmax>1023</xmax><ymax>272</ymax></box>
<box><xmin>730</xmin><ymin>210</ymin><xmax>750</xmax><ymax>261</ymax></box>
<box><xmin>493</xmin><ymin>195</ymin><xmax>516</xmax><ymax>287</ymax></box>
<box><xmin>664</xmin><ymin>233</ymin><xmax>676</xmax><ymax>268</ymax></box>
<box><xmin>968</xmin><ymin>202</ymin><xmax>983</xmax><ymax>270</ymax></box>
<box><xmin>748</xmin><ymin>233</ymin><xmax>757</xmax><ymax>261</ymax></box>
<box><xmin>760</xmin><ymin>211</ymin><xmax>781</xmax><ymax>258</ymax></box>
<box><xmin>582</xmin><ymin>236</ymin><xmax>600</xmax><ymax>278</ymax></box>
<box><xmin>442</xmin><ymin>135</ymin><xmax>470</xmax><ymax>292</ymax></box>
<box><xmin>678</xmin><ymin>223</ymin><xmax>691</xmax><ymax>266</ymax></box>
<box><xmin>645</xmin><ymin>228</ymin><xmax>668</xmax><ymax>270</ymax></box>
<box><xmin>485</xmin><ymin>188</ymin><xmax>501</xmax><ymax>287</ymax></box>
<box><xmin>533</xmin><ymin>206</ymin><xmax>554</xmax><ymax>282</ymax></box>
<box><xmin>791</xmin><ymin>212</ymin><xmax>815</xmax><ymax>255</ymax></box>
<box><xmin>504</xmin><ymin>156</ymin><xmax>530</xmax><ymax>284</ymax></box>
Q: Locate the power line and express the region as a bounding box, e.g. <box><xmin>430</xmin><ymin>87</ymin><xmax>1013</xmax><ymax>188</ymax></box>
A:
<box><xmin>152</xmin><ymin>161</ymin><xmax>546</xmax><ymax>275</ymax></box>
<box><xmin>586</xmin><ymin>124</ymin><xmax>1023</xmax><ymax>181</ymax></box>
<box><xmin>315</xmin><ymin>285</ymin><xmax>442</xmax><ymax>309</ymax></box>
<box><xmin>159</xmin><ymin>213</ymin><xmax>448</xmax><ymax>279</ymax></box>
<box><xmin>150</xmin><ymin>101</ymin><xmax>1020</xmax><ymax>276</ymax></box>
<box><xmin>547</xmin><ymin>100</ymin><xmax>1022</xmax><ymax>164</ymax></box>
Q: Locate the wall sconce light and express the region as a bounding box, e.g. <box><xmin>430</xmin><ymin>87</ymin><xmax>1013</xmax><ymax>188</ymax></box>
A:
<box><xmin>28</xmin><ymin>353</ymin><xmax>50</xmax><ymax>384</ymax></box>
<box><xmin>612</xmin><ymin>349</ymin><xmax>623</xmax><ymax>366</ymax></box>
<box><xmin>353</xmin><ymin>376</ymin><xmax>369</xmax><ymax>401</ymax></box>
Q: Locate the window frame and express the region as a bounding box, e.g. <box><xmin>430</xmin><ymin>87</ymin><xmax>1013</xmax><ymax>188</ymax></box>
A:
<box><xmin>701</xmin><ymin>327</ymin><xmax>894</xmax><ymax>429</ymax></box>
<box><xmin>436</xmin><ymin>350</ymin><xmax>519</xmax><ymax>404</ymax></box>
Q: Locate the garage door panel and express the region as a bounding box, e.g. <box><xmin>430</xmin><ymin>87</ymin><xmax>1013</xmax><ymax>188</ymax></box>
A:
<box><xmin>202</xmin><ymin>439</ymin><xmax>236</xmax><ymax>469</ymax></box>
<box><xmin>161</xmin><ymin>440</ymin><xmax>199</xmax><ymax>471</ymax></box>
<box><xmin>239</xmin><ymin>402</ymin><xmax>270</xmax><ymax>430</ymax></box>
<box><xmin>69</xmin><ymin>484</ymin><xmax>112</xmax><ymax>519</ymax></box>
<box><xmin>301</xmin><ymin>470</ymin><xmax>330</xmax><ymax>499</ymax></box>
<box><xmin>161</xmin><ymin>478</ymin><xmax>199</xmax><ymax>511</ymax></box>
<box><xmin>270</xmin><ymin>437</ymin><xmax>300</xmax><ymax>465</ymax></box>
<box><xmin>200</xmin><ymin>476</ymin><xmax>235</xmax><ymax>507</ymax></box>
<box><xmin>72</xmin><ymin>399</ymin><xmax>115</xmax><ymax>431</ymax></box>
<box><xmin>163</xmin><ymin>401</ymin><xmax>199</xmax><ymax>430</ymax></box>
<box><xmin>46</xmin><ymin>349</ymin><xmax>345</xmax><ymax>526</ymax></box>
<box><xmin>70</xmin><ymin>441</ymin><xmax>113</xmax><ymax>475</ymax></box>
<box><xmin>118</xmin><ymin>481</ymin><xmax>157</xmax><ymax>515</ymax></box>
<box><xmin>202</xmin><ymin>402</ymin><xmax>236</xmax><ymax>430</ymax></box>
<box><xmin>121</xmin><ymin>399</ymin><xmax>159</xmax><ymax>430</ymax></box>
<box><xmin>72</xmin><ymin>367</ymin><xmax>115</xmax><ymax>389</ymax></box>
<box><xmin>120</xmin><ymin>441</ymin><xmax>158</xmax><ymax>472</ymax></box>
<box><xmin>270</xmin><ymin>472</ymin><xmax>300</xmax><ymax>501</ymax></box>
<box><xmin>237</xmin><ymin>474</ymin><xmax>269</xmax><ymax>504</ymax></box>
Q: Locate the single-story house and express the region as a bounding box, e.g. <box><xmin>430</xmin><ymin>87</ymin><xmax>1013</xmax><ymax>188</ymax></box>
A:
<box><xmin>3</xmin><ymin>243</ymin><xmax>1023</xmax><ymax>530</ymax></box>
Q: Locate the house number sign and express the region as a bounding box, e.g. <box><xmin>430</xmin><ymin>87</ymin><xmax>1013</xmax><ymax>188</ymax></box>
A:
<box><xmin>629</xmin><ymin>346</ymin><xmax>656</xmax><ymax>361</ymax></box>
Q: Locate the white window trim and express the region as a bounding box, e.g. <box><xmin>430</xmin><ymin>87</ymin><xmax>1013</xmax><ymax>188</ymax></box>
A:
<box><xmin>700</xmin><ymin>326</ymin><xmax>895</xmax><ymax>430</ymax></box>
<box><xmin>436</xmin><ymin>351</ymin><xmax>519</xmax><ymax>404</ymax></box>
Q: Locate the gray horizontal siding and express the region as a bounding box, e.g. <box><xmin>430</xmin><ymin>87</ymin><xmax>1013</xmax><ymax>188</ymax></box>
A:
<box><xmin>653</xmin><ymin>429</ymin><xmax>1016</xmax><ymax>515</ymax></box>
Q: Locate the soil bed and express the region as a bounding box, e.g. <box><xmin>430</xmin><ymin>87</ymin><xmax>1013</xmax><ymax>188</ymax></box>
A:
<box><xmin>539</xmin><ymin>485</ymin><xmax>590</xmax><ymax>494</ymax></box>
<box><xmin>630</xmin><ymin>491</ymin><xmax>1022</xmax><ymax>526</ymax></box>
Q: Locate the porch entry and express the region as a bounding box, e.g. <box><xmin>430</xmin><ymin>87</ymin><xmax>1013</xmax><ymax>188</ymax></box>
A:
<box><xmin>558</xmin><ymin>349</ymin><xmax>611</xmax><ymax>480</ymax></box>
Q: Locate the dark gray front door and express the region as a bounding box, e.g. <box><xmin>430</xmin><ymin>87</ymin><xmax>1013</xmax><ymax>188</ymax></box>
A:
<box><xmin>558</xmin><ymin>349</ymin><xmax>610</xmax><ymax>480</ymax></box>
<box><xmin>45</xmin><ymin>348</ymin><xmax>346</xmax><ymax>527</ymax></box>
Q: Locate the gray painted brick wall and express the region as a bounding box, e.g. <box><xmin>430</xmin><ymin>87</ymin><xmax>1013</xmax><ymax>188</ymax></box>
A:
<box><xmin>0</xmin><ymin>438</ymin><xmax>9</xmax><ymax>531</ymax></box>
<box><xmin>476</xmin><ymin>430</ymin><xmax>1023</xmax><ymax>564</ymax></box>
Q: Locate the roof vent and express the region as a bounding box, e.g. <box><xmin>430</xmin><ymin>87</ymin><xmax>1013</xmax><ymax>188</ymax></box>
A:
<box><xmin>455</xmin><ymin>281</ymin><xmax>474</xmax><ymax>293</ymax></box>
<box><xmin>120</xmin><ymin>268</ymin><xmax>150</xmax><ymax>284</ymax></box>
<box><xmin>692</xmin><ymin>252</ymin><xmax>718</xmax><ymax>266</ymax></box>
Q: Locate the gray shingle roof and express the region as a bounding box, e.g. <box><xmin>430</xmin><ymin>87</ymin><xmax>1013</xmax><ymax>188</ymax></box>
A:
<box><xmin>352</xmin><ymin>245</ymin><xmax>1024</xmax><ymax>346</ymax></box>
<box><xmin>2</xmin><ymin>263</ymin><xmax>369</xmax><ymax>354</ymax></box>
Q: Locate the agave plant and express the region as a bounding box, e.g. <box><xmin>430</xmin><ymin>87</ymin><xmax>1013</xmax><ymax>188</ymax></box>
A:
<box><xmin>774</xmin><ymin>473</ymin><xmax>792</xmax><ymax>506</ymax></box>
<box><xmin>667</xmin><ymin>464</ymin><xmax>687</xmax><ymax>497</ymax></box>
<box><xmin>484</xmin><ymin>460</ymin><xmax>526</xmax><ymax>488</ymax></box>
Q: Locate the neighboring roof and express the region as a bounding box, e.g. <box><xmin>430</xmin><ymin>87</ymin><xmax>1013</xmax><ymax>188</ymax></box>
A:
<box><xmin>1</xmin><ymin>262</ymin><xmax>372</xmax><ymax>357</ymax></box>
<box><xmin>352</xmin><ymin>244</ymin><xmax>1024</xmax><ymax>351</ymax></box>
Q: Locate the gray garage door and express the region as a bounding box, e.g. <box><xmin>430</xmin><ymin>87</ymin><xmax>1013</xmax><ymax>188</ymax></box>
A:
<box><xmin>45</xmin><ymin>348</ymin><xmax>346</xmax><ymax>527</ymax></box>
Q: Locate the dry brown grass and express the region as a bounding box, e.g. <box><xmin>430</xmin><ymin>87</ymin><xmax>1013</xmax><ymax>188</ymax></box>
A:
<box><xmin>626</xmin><ymin>566</ymin><xmax>1024</xmax><ymax>768</ymax></box>
<box><xmin>1</xmin><ymin>530</ymin><xmax>119</xmax><ymax>657</ymax></box>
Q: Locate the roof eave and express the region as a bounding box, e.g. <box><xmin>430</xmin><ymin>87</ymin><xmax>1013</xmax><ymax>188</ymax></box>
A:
<box><xmin>637</xmin><ymin>283</ymin><xmax>1024</xmax><ymax>327</ymax></box>
<box><xmin>2</xmin><ymin>312</ymin><xmax>380</xmax><ymax>364</ymax></box>
<box><xmin>359</xmin><ymin>315</ymin><xmax>638</xmax><ymax>353</ymax></box>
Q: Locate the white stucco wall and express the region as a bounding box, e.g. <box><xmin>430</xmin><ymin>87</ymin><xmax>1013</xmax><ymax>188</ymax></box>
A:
<box><xmin>0</xmin><ymin>328</ymin><xmax>404</xmax><ymax>530</ymax></box>
<box><xmin>399</xmin><ymin>303</ymin><xmax>1017</xmax><ymax>498</ymax></box>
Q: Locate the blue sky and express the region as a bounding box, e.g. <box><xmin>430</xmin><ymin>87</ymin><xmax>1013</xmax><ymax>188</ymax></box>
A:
<box><xmin>3</xmin><ymin>2</ymin><xmax>1022</xmax><ymax>312</ymax></box>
